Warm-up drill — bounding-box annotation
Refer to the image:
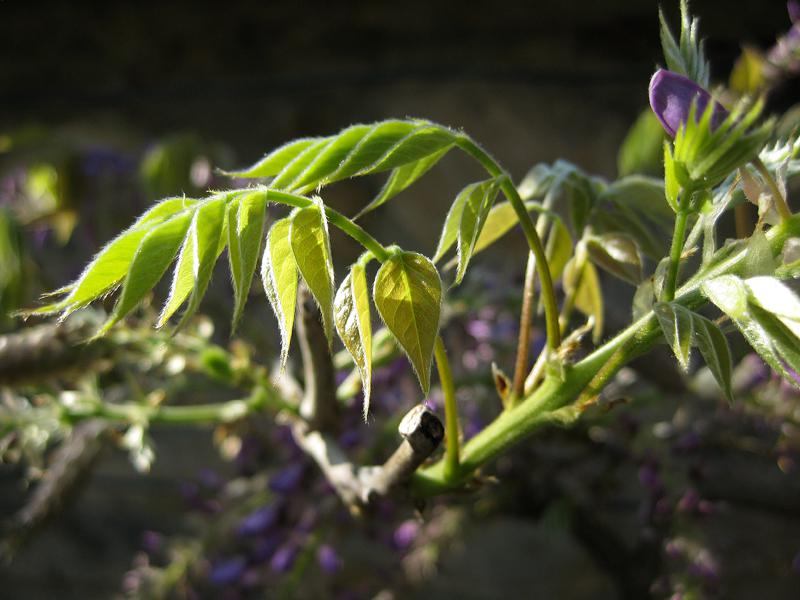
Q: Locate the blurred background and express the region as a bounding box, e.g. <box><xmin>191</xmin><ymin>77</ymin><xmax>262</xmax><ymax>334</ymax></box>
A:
<box><xmin>1</xmin><ymin>1</ymin><xmax>800</xmax><ymax>598</ymax></box>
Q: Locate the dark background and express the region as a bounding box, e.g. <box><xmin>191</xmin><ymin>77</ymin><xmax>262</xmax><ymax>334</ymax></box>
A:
<box><xmin>1</xmin><ymin>1</ymin><xmax>797</xmax><ymax>598</ymax></box>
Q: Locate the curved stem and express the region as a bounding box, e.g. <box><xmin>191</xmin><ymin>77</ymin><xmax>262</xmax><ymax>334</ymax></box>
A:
<box><xmin>662</xmin><ymin>202</ymin><xmax>690</xmax><ymax>302</ymax></box>
<box><xmin>263</xmin><ymin>189</ymin><xmax>390</xmax><ymax>262</ymax></box>
<box><xmin>752</xmin><ymin>157</ymin><xmax>791</xmax><ymax>220</ymax></box>
<box><xmin>434</xmin><ymin>336</ymin><xmax>459</xmax><ymax>481</ymax></box>
<box><xmin>511</xmin><ymin>254</ymin><xmax>537</xmax><ymax>400</ymax></box>
<box><xmin>454</xmin><ymin>136</ymin><xmax>561</xmax><ymax>352</ymax></box>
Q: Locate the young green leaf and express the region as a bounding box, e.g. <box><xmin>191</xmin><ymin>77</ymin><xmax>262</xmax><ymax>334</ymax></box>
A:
<box><xmin>226</xmin><ymin>137</ymin><xmax>324</xmax><ymax>178</ymax></box>
<box><xmin>632</xmin><ymin>278</ymin><xmax>655</xmax><ymax>321</ymax></box>
<box><xmin>334</xmin><ymin>263</ymin><xmax>373</xmax><ymax>419</ymax></box>
<box><xmin>455</xmin><ymin>179</ymin><xmax>499</xmax><ymax>284</ymax></box>
<box><xmin>159</xmin><ymin>196</ymin><xmax>228</xmax><ymax>327</ymax></box>
<box><xmin>543</xmin><ymin>217</ymin><xmax>574</xmax><ymax>283</ymax></box>
<box><xmin>702</xmin><ymin>275</ymin><xmax>749</xmax><ymax>318</ymax></box>
<box><xmin>586</xmin><ymin>232</ymin><xmax>643</xmax><ymax>285</ymax></box>
<box><xmin>617</xmin><ymin>109</ymin><xmax>666</xmax><ymax>177</ymax></box>
<box><xmin>691</xmin><ymin>312</ymin><xmax>733</xmax><ymax>401</ymax></box>
<box><xmin>741</xmin><ymin>230</ymin><xmax>778</xmax><ymax>277</ymax></box>
<box><xmin>373</xmin><ymin>251</ymin><xmax>442</xmax><ymax>394</ymax></box>
<box><xmin>34</xmin><ymin>197</ymin><xmax>196</xmax><ymax>316</ymax></box>
<box><xmin>227</xmin><ymin>191</ymin><xmax>268</xmax><ymax>332</ymax></box>
<box><xmin>433</xmin><ymin>183</ymin><xmax>471</xmax><ymax>263</ymax></box>
<box><xmin>289</xmin><ymin>197</ymin><xmax>335</xmax><ymax>343</ymax></box>
<box><xmin>262</xmin><ymin>217</ymin><xmax>299</xmax><ymax>370</ymax></box>
<box><xmin>653</xmin><ymin>301</ymin><xmax>694</xmax><ymax>371</ymax></box>
<box><xmin>100</xmin><ymin>210</ymin><xmax>194</xmax><ymax>333</ymax></box>
<box><xmin>745</xmin><ymin>276</ymin><xmax>800</xmax><ymax>337</ymax></box>
<box><xmin>356</xmin><ymin>145</ymin><xmax>452</xmax><ymax>219</ymax></box>
<box><xmin>563</xmin><ymin>253</ymin><xmax>604</xmax><ymax>343</ymax></box>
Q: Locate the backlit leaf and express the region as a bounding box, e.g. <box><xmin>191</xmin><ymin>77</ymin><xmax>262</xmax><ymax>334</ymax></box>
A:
<box><xmin>100</xmin><ymin>209</ymin><xmax>194</xmax><ymax>333</ymax></box>
<box><xmin>262</xmin><ymin>218</ymin><xmax>298</xmax><ymax>370</ymax></box>
<box><xmin>373</xmin><ymin>251</ymin><xmax>442</xmax><ymax>394</ymax></box>
<box><xmin>691</xmin><ymin>312</ymin><xmax>733</xmax><ymax>401</ymax></box>
<box><xmin>290</xmin><ymin>197</ymin><xmax>335</xmax><ymax>343</ymax></box>
<box><xmin>456</xmin><ymin>179</ymin><xmax>499</xmax><ymax>284</ymax></box>
<box><xmin>564</xmin><ymin>251</ymin><xmax>604</xmax><ymax>343</ymax></box>
<box><xmin>357</xmin><ymin>145</ymin><xmax>452</xmax><ymax>219</ymax></box>
<box><xmin>586</xmin><ymin>232</ymin><xmax>643</xmax><ymax>284</ymax></box>
<box><xmin>227</xmin><ymin>191</ymin><xmax>267</xmax><ymax>332</ymax></box>
<box><xmin>334</xmin><ymin>263</ymin><xmax>373</xmax><ymax>419</ymax></box>
<box><xmin>653</xmin><ymin>301</ymin><xmax>694</xmax><ymax>371</ymax></box>
<box><xmin>34</xmin><ymin>197</ymin><xmax>195</xmax><ymax>315</ymax></box>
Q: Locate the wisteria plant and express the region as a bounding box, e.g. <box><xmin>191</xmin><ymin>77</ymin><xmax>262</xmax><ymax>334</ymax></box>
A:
<box><xmin>8</xmin><ymin>2</ymin><xmax>800</xmax><ymax>580</ymax></box>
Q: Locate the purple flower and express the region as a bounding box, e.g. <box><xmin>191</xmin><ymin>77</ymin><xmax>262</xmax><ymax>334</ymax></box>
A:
<box><xmin>789</xmin><ymin>1</ymin><xmax>800</xmax><ymax>24</ymax></box>
<box><xmin>238</xmin><ymin>505</ymin><xmax>281</xmax><ymax>537</ymax></box>
<box><xmin>649</xmin><ymin>69</ymin><xmax>728</xmax><ymax>138</ymax></box>
<box><xmin>209</xmin><ymin>556</ymin><xmax>247</xmax><ymax>586</ymax></box>
<box><xmin>270</xmin><ymin>543</ymin><xmax>299</xmax><ymax>573</ymax></box>
<box><xmin>392</xmin><ymin>520</ymin><xmax>420</xmax><ymax>551</ymax></box>
<box><xmin>269</xmin><ymin>463</ymin><xmax>306</xmax><ymax>494</ymax></box>
<box><xmin>317</xmin><ymin>544</ymin><xmax>342</xmax><ymax>574</ymax></box>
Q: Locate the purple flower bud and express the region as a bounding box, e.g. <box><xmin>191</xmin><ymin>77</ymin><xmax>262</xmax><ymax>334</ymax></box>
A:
<box><xmin>268</xmin><ymin>463</ymin><xmax>306</xmax><ymax>494</ymax></box>
<box><xmin>392</xmin><ymin>520</ymin><xmax>420</xmax><ymax>551</ymax></box>
<box><xmin>270</xmin><ymin>543</ymin><xmax>299</xmax><ymax>573</ymax></box>
<box><xmin>649</xmin><ymin>69</ymin><xmax>728</xmax><ymax>138</ymax></box>
<box><xmin>238</xmin><ymin>505</ymin><xmax>281</xmax><ymax>537</ymax></box>
<box><xmin>209</xmin><ymin>556</ymin><xmax>247</xmax><ymax>586</ymax></box>
<box><xmin>317</xmin><ymin>544</ymin><xmax>342</xmax><ymax>574</ymax></box>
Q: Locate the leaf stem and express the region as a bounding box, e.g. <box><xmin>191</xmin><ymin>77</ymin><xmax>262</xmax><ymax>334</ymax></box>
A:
<box><xmin>511</xmin><ymin>254</ymin><xmax>537</xmax><ymax>401</ymax></box>
<box><xmin>263</xmin><ymin>189</ymin><xmax>390</xmax><ymax>262</ymax></box>
<box><xmin>453</xmin><ymin>136</ymin><xmax>561</xmax><ymax>353</ymax></box>
<box><xmin>662</xmin><ymin>199</ymin><xmax>690</xmax><ymax>302</ymax></box>
<box><xmin>752</xmin><ymin>157</ymin><xmax>791</xmax><ymax>220</ymax></box>
<box><xmin>434</xmin><ymin>336</ymin><xmax>460</xmax><ymax>481</ymax></box>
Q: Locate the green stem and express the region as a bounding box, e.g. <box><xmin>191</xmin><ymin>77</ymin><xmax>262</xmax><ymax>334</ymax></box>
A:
<box><xmin>663</xmin><ymin>202</ymin><xmax>690</xmax><ymax>302</ymax></box>
<box><xmin>62</xmin><ymin>386</ymin><xmax>293</xmax><ymax>425</ymax></box>
<box><xmin>435</xmin><ymin>336</ymin><xmax>459</xmax><ymax>481</ymax></box>
<box><xmin>454</xmin><ymin>136</ymin><xmax>561</xmax><ymax>351</ymax></box>
<box><xmin>752</xmin><ymin>157</ymin><xmax>792</xmax><ymax>220</ymax></box>
<box><xmin>263</xmin><ymin>189</ymin><xmax>390</xmax><ymax>262</ymax></box>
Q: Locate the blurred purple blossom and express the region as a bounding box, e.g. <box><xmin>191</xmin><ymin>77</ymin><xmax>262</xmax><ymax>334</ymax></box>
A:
<box><xmin>270</xmin><ymin>543</ymin><xmax>299</xmax><ymax>573</ymax></box>
<box><xmin>238</xmin><ymin>504</ymin><xmax>282</xmax><ymax>537</ymax></box>
<box><xmin>209</xmin><ymin>556</ymin><xmax>247</xmax><ymax>586</ymax></box>
<box><xmin>269</xmin><ymin>463</ymin><xmax>306</xmax><ymax>494</ymax></box>
<box><xmin>392</xmin><ymin>519</ymin><xmax>420</xmax><ymax>551</ymax></box>
<box><xmin>317</xmin><ymin>544</ymin><xmax>342</xmax><ymax>574</ymax></box>
<box><xmin>649</xmin><ymin>69</ymin><xmax>727</xmax><ymax>138</ymax></box>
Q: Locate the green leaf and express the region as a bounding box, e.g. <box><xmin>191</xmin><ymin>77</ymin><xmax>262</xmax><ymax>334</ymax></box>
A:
<box><xmin>741</xmin><ymin>230</ymin><xmax>778</xmax><ymax>278</ymax></box>
<box><xmin>158</xmin><ymin>196</ymin><xmax>227</xmax><ymax>327</ymax></box>
<box><xmin>702</xmin><ymin>275</ymin><xmax>749</xmax><ymax>318</ymax></box>
<box><xmin>632</xmin><ymin>278</ymin><xmax>655</xmax><ymax>321</ymax></box>
<box><xmin>290</xmin><ymin>197</ymin><xmax>335</xmax><ymax>343</ymax></box>
<box><xmin>617</xmin><ymin>109</ymin><xmax>666</xmax><ymax>177</ymax></box>
<box><xmin>262</xmin><ymin>217</ymin><xmax>299</xmax><ymax>370</ymax></box>
<box><xmin>100</xmin><ymin>210</ymin><xmax>194</xmax><ymax>333</ymax></box>
<box><xmin>586</xmin><ymin>232</ymin><xmax>643</xmax><ymax>285</ymax></box>
<box><xmin>373</xmin><ymin>251</ymin><xmax>442</xmax><ymax>394</ymax></box>
<box><xmin>227</xmin><ymin>191</ymin><xmax>267</xmax><ymax>332</ymax></box>
<box><xmin>543</xmin><ymin>217</ymin><xmax>574</xmax><ymax>282</ymax></box>
<box><xmin>235</xmin><ymin>120</ymin><xmax>456</xmax><ymax>195</ymax></box>
<box><xmin>563</xmin><ymin>252</ymin><xmax>604</xmax><ymax>343</ymax></box>
<box><xmin>35</xmin><ymin>197</ymin><xmax>196</xmax><ymax>315</ymax></box>
<box><xmin>703</xmin><ymin>274</ymin><xmax>799</xmax><ymax>387</ymax></box>
<box><xmin>225</xmin><ymin>137</ymin><xmax>324</xmax><ymax>178</ymax></box>
<box><xmin>334</xmin><ymin>263</ymin><xmax>373</xmax><ymax>419</ymax></box>
<box><xmin>659</xmin><ymin>0</ymin><xmax>710</xmax><ymax>87</ymax></box>
<box><xmin>654</xmin><ymin>302</ymin><xmax>694</xmax><ymax>371</ymax></box>
<box><xmin>691</xmin><ymin>313</ymin><xmax>733</xmax><ymax>401</ymax></box>
<box><xmin>433</xmin><ymin>183</ymin><xmax>471</xmax><ymax>263</ymax></box>
<box><xmin>356</xmin><ymin>145</ymin><xmax>451</xmax><ymax>219</ymax></box>
<box><xmin>745</xmin><ymin>276</ymin><xmax>800</xmax><ymax>337</ymax></box>
<box><xmin>456</xmin><ymin>179</ymin><xmax>499</xmax><ymax>284</ymax></box>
